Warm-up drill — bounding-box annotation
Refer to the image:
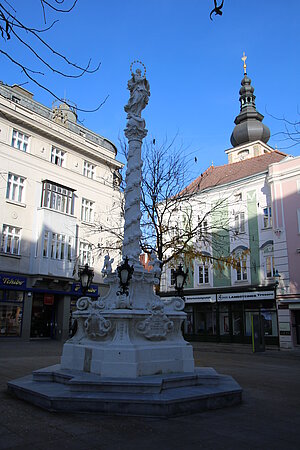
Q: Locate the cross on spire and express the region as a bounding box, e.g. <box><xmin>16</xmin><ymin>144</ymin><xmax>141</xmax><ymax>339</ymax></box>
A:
<box><xmin>242</xmin><ymin>52</ymin><xmax>247</xmax><ymax>75</ymax></box>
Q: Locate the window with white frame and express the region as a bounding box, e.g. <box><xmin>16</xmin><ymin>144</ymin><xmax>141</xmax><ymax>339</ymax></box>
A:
<box><xmin>43</xmin><ymin>231</ymin><xmax>72</xmax><ymax>261</ymax></box>
<box><xmin>198</xmin><ymin>216</ymin><xmax>208</xmax><ymax>237</ymax></box>
<box><xmin>234</xmin><ymin>212</ymin><xmax>245</xmax><ymax>234</ymax></box>
<box><xmin>170</xmin><ymin>268</ymin><xmax>176</xmax><ymax>286</ymax></box>
<box><xmin>41</xmin><ymin>181</ymin><xmax>75</xmax><ymax>215</ymax></box>
<box><xmin>262</xmin><ymin>244</ymin><xmax>275</xmax><ymax>278</ymax></box>
<box><xmin>198</xmin><ymin>262</ymin><xmax>209</xmax><ymax>284</ymax></box>
<box><xmin>51</xmin><ymin>147</ymin><xmax>65</xmax><ymax>167</ymax></box>
<box><xmin>11</xmin><ymin>129</ymin><xmax>29</xmax><ymax>152</ymax></box>
<box><xmin>79</xmin><ymin>241</ymin><xmax>92</xmax><ymax>266</ymax></box>
<box><xmin>297</xmin><ymin>180</ymin><xmax>300</xmax><ymax>194</ymax></box>
<box><xmin>83</xmin><ymin>161</ymin><xmax>95</xmax><ymax>179</ymax></box>
<box><xmin>236</xmin><ymin>258</ymin><xmax>247</xmax><ymax>281</ymax></box>
<box><xmin>1</xmin><ymin>225</ymin><xmax>21</xmax><ymax>255</ymax></box>
<box><xmin>81</xmin><ymin>198</ymin><xmax>94</xmax><ymax>223</ymax></box>
<box><xmin>263</xmin><ymin>207</ymin><xmax>272</xmax><ymax>229</ymax></box>
<box><xmin>6</xmin><ymin>173</ymin><xmax>25</xmax><ymax>203</ymax></box>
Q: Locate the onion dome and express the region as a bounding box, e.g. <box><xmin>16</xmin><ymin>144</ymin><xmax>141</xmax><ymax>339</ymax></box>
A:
<box><xmin>230</xmin><ymin>54</ymin><xmax>270</xmax><ymax>147</ymax></box>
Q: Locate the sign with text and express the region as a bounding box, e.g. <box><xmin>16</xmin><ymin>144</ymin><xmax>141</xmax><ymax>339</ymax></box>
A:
<box><xmin>0</xmin><ymin>274</ymin><xmax>27</xmax><ymax>289</ymax></box>
<box><xmin>185</xmin><ymin>294</ymin><xmax>216</xmax><ymax>304</ymax></box>
<box><xmin>71</xmin><ymin>283</ymin><xmax>98</xmax><ymax>297</ymax></box>
<box><xmin>217</xmin><ymin>291</ymin><xmax>274</xmax><ymax>302</ymax></box>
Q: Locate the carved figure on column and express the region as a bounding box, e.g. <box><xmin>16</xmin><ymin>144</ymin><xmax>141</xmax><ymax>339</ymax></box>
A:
<box><xmin>124</xmin><ymin>66</ymin><xmax>150</xmax><ymax>120</ymax></box>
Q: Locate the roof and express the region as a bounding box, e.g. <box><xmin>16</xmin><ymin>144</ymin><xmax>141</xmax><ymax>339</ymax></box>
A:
<box><xmin>185</xmin><ymin>150</ymin><xmax>288</xmax><ymax>194</ymax></box>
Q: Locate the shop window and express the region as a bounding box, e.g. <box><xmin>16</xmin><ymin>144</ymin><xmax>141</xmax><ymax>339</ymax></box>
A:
<box><xmin>219</xmin><ymin>305</ymin><xmax>229</xmax><ymax>335</ymax></box>
<box><xmin>51</xmin><ymin>147</ymin><xmax>65</xmax><ymax>167</ymax></box>
<box><xmin>41</xmin><ymin>181</ymin><xmax>75</xmax><ymax>215</ymax></box>
<box><xmin>263</xmin><ymin>207</ymin><xmax>272</xmax><ymax>229</ymax></box>
<box><xmin>79</xmin><ymin>241</ymin><xmax>92</xmax><ymax>266</ymax></box>
<box><xmin>11</xmin><ymin>129</ymin><xmax>29</xmax><ymax>152</ymax></box>
<box><xmin>1</xmin><ymin>225</ymin><xmax>21</xmax><ymax>255</ymax></box>
<box><xmin>81</xmin><ymin>198</ymin><xmax>94</xmax><ymax>223</ymax></box>
<box><xmin>6</xmin><ymin>173</ymin><xmax>25</xmax><ymax>203</ymax></box>
<box><xmin>83</xmin><ymin>161</ymin><xmax>95</xmax><ymax>179</ymax></box>
<box><xmin>0</xmin><ymin>304</ymin><xmax>23</xmax><ymax>336</ymax></box>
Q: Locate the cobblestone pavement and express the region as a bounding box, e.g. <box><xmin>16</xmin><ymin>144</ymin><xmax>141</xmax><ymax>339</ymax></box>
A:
<box><xmin>0</xmin><ymin>340</ymin><xmax>299</xmax><ymax>450</ymax></box>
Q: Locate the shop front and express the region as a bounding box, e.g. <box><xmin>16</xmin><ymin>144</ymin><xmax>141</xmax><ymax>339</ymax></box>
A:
<box><xmin>181</xmin><ymin>289</ymin><xmax>279</xmax><ymax>346</ymax></box>
<box><xmin>0</xmin><ymin>274</ymin><xmax>26</xmax><ymax>338</ymax></box>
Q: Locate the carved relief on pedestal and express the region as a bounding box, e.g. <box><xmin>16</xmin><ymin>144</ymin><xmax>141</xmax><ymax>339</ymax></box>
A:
<box><xmin>136</xmin><ymin>305</ymin><xmax>174</xmax><ymax>341</ymax></box>
<box><xmin>84</xmin><ymin>313</ymin><xmax>113</xmax><ymax>340</ymax></box>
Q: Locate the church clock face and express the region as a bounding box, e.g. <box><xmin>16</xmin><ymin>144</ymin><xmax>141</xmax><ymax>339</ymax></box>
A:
<box><xmin>238</xmin><ymin>150</ymin><xmax>249</xmax><ymax>161</ymax></box>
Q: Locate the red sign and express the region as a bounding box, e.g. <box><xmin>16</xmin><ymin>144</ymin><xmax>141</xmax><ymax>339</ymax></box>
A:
<box><xmin>44</xmin><ymin>294</ymin><xmax>54</xmax><ymax>306</ymax></box>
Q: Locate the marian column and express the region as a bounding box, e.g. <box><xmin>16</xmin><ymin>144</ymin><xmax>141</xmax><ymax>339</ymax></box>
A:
<box><xmin>123</xmin><ymin>64</ymin><xmax>150</xmax><ymax>266</ymax></box>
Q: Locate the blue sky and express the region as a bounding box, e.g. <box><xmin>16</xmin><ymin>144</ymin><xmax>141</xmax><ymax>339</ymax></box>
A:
<box><xmin>1</xmin><ymin>0</ymin><xmax>299</xmax><ymax>178</ymax></box>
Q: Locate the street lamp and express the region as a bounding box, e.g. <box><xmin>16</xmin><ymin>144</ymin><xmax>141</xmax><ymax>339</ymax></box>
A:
<box><xmin>117</xmin><ymin>256</ymin><xmax>134</xmax><ymax>296</ymax></box>
<box><xmin>78</xmin><ymin>264</ymin><xmax>94</xmax><ymax>296</ymax></box>
<box><xmin>174</xmin><ymin>263</ymin><xmax>189</xmax><ymax>298</ymax></box>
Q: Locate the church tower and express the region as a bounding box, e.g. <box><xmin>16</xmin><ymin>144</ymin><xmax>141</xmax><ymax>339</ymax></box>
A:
<box><xmin>226</xmin><ymin>54</ymin><xmax>272</xmax><ymax>164</ymax></box>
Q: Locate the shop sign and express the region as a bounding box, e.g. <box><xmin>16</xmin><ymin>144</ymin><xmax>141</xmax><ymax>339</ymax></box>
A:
<box><xmin>185</xmin><ymin>294</ymin><xmax>216</xmax><ymax>304</ymax></box>
<box><xmin>0</xmin><ymin>274</ymin><xmax>27</xmax><ymax>289</ymax></box>
<box><xmin>44</xmin><ymin>294</ymin><xmax>54</xmax><ymax>305</ymax></box>
<box><xmin>71</xmin><ymin>283</ymin><xmax>98</xmax><ymax>296</ymax></box>
<box><xmin>217</xmin><ymin>290</ymin><xmax>274</xmax><ymax>302</ymax></box>
<box><xmin>279</xmin><ymin>322</ymin><xmax>291</xmax><ymax>335</ymax></box>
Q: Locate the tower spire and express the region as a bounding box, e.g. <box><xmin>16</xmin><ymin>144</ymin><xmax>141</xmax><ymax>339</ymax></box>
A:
<box><xmin>230</xmin><ymin>54</ymin><xmax>270</xmax><ymax>147</ymax></box>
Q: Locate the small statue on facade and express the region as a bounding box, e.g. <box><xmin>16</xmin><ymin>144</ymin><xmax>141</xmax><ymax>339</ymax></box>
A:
<box><xmin>101</xmin><ymin>254</ymin><xmax>114</xmax><ymax>276</ymax></box>
<box><xmin>150</xmin><ymin>250</ymin><xmax>162</xmax><ymax>284</ymax></box>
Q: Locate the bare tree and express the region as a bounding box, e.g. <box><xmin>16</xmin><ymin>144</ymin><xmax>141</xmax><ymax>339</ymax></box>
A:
<box><xmin>139</xmin><ymin>138</ymin><xmax>244</xmax><ymax>273</ymax></box>
<box><xmin>269</xmin><ymin>112</ymin><xmax>300</xmax><ymax>150</ymax></box>
<box><xmin>0</xmin><ymin>0</ymin><xmax>106</xmax><ymax>112</ymax></box>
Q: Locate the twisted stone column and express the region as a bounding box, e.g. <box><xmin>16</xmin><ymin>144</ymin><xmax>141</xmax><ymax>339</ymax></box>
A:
<box><xmin>122</xmin><ymin>68</ymin><xmax>150</xmax><ymax>266</ymax></box>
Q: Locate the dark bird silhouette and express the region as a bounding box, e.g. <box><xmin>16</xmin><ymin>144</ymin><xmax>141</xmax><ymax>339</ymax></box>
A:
<box><xmin>194</xmin><ymin>157</ymin><xmax>198</xmax><ymax>163</ymax></box>
<box><xmin>210</xmin><ymin>0</ymin><xmax>224</xmax><ymax>21</ymax></box>
<box><xmin>153</xmin><ymin>138</ymin><xmax>156</xmax><ymax>145</ymax></box>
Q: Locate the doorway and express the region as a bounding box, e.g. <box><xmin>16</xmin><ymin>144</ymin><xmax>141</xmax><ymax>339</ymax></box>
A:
<box><xmin>295</xmin><ymin>310</ymin><xmax>300</xmax><ymax>345</ymax></box>
<box><xmin>30</xmin><ymin>293</ymin><xmax>56</xmax><ymax>338</ymax></box>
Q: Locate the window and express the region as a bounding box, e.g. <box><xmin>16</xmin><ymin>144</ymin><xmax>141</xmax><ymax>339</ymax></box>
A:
<box><xmin>81</xmin><ymin>198</ymin><xmax>94</xmax><ymax>223</ymax></box>
<box><xmin>11</xmin><ymin>129</ymin><xmax>29</xmax><ymax>152</ymax></box>
<box><xmin>263</xmin><ymin>207</ymin><xmax>272</xmax><ymax>229</ymax></box>
<box><xmin>6</xmin><ymin>173</ymin><xmax>25</xmax><ymax>203</ymax></box>
<box><xmin>234</xmin><ymin>212</ymin><xmax>245</xmax><ymax>234</ymax></box>
<box><xmin>1</xmin><ymin>225</ymin><xmax>21</xmax><ymax>255</ymax></box>
<box><xmin>43</xmin><ymin>231</ymin><xmax>72</xmax><ymax>261</ymax></box>
<box><xmin>198</xmin><ymin>216</ymin><xmax>208</xmax><ymax>237</ymax></box>
<box><xmin>83</xmin><ymin>161</ymin><xmax>95</xmax><ymax>179</ymax></box>
<box><xmin>266</xmin><ymin>255</ymin><xmax>275</xmax><ymax>278</ymax></box>
<box><xmin>198</xmin><ymin>262</ymin><xmax>209</xmax><ymax>284</ymax></box>
<box><xmin>79</xmin><ymin>241</ymin><xmax>92</xmax><ymax>266</ymax></box>
<box><xmin>41</xmin><ymin>181</ymin><xmax>75</xmax><ymax>215</ymax></box>
<box><xmin>236</xmin><ymin>259</ymin><xmax>247</xmax><ymax>281</ymax></box>
<box><xmin>262</xmin><ymin>244</ymin><xmax>275</xmax><ymax>278</ymax></box>
<box><xmin>51</xmin><ymin>147</ymin><xmax>65</xmax><ymax>167</ymax></box>
<box><xmin>170</xmin><ymin>268</ymin><xmax>176</xmax><ymax>286</ymax></box>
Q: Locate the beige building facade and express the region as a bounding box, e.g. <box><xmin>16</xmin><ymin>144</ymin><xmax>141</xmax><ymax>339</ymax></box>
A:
<box><xmin>0</xmin><ymin>82</ymin><xmax>123</xmax><ymax>341</ymax></box>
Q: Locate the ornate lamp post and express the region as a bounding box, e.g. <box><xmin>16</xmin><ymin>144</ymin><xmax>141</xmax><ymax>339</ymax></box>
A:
<box><xmin>174</xmin><ymin>263</ymin><xmax>189</xmax><ymax>298</ymax></box>
<box><xmin>78</xmin><ymin>264</ymin><xmax>94</xmax><ymax>296</ymax></box>
<box><xmin>117</xmin><ymin>256</ymin><xmax>134</xmax><ymax>296</ymax></box>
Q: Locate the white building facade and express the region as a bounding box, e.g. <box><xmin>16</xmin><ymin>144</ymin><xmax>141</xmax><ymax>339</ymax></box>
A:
<box><xmin>0</xmin><ymin>83</ymin><xmax>123</xmax><ymax>341</ymax></box>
